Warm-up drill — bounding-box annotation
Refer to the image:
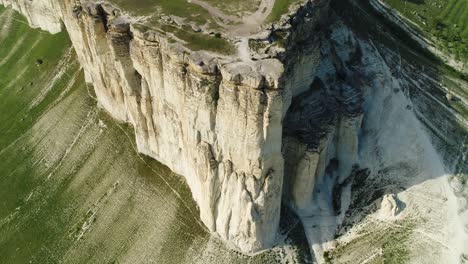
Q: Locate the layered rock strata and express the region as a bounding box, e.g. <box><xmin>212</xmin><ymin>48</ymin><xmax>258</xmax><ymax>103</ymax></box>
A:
<box><xmin>0</xmin><ymin>0</ymin><xmax>363</xmax><ymax>253</ymax></box>
<box><xmin>369</xmin><ymin>0</ymin><xmax>466</xmax><ymax>74</ymax></box>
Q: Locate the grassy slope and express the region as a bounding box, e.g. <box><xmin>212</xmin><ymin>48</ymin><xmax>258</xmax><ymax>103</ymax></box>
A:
<box><xmin>0</xmin><ymin>6</ymin><xmax>311</xmax><ymax>263</ymax></box>
<box><xmin>384</xmin><ymin>0</ymin><xmax>468</xmax><ymax>61</ymax></box>
<box><xmin>110</xmin><ymin>0</ymin><xmax>211</xmax><ymax>22</ymax></box>
<box><xmin>110</xmin><ymin>0</ymin><xmax>257</xmax><ymax>16</ymax></box>
<box><xmin>267</xmin><ymin>0</ymin><xmax>302</xmax><ymax>22</ymax></box>
<box><xmin>0</xmin><ymin>6</ymin><xmax>206</xmax><ymax>264</ymax></box>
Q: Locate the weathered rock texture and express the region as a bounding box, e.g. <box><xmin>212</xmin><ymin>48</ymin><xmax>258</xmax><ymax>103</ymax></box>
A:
<box><xmin>380</xmin><ymin>194</ymin><xmax>402</xmax><ymax>218</ymax></box>
<box><xmin>0</xmin><ymin>0</ymin><xmax>364</xmax><ymax>253</ymax></box>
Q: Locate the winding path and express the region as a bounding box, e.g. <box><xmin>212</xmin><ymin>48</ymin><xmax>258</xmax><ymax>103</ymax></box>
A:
<box><xmin>188</xmin><ymin>0</ymin><xmax>276</xmax><ymax>36</ymax></box>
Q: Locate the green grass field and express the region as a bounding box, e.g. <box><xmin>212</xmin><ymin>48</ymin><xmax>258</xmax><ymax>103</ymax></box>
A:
<box><xmin>110</xmin><ymin>0</ymin><xmax>260</xmax><ymax>19</ymax></box>
<box><xmin>110</xmin><ymin>0</ymin><xmax>211</xmax><ymax>23</ymax></box>
<box><xmin>267</xmin><ymin>0</ymin><xmax>302</xmax><ymax>22</ymax></box>
<box><xmin>384</xmin><ymin>0</ymin><xmax>468</xmax><ymax>61</ymax></box>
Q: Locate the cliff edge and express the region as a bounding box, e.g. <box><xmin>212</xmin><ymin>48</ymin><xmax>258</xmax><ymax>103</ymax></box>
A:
<box><xmin>2</xmin><ymin>0</ymin><xmax>466</xmax><ymax>262</ymax></box>
<box><xmin>0</xmin><ymin>0</ymin><xmax>337</xmax><ymax>253</ymax></box>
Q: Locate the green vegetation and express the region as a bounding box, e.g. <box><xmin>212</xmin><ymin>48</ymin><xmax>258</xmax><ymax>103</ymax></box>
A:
<box><xmin>325</xmin><ymin>220</ymin><xmax>416</xmax><ymax>263</ymax></box>
<box><xmin>109</xmin><ymin>0</ymin><xmax>237</xmax><ymax>54</ymax></box>
<box><xmin>107</xmin><ymin>0</ymin><xmax>304</xmax><ymax>54</ymax></box>
<box><xmin>383</xmin><ymin>0</ymin><xmax>468</xmax><ymax>62</ymax></box>
<box><xmin>268</xmin><ymin>0</ymin><xmax>302</xmax><ymax>22</ymax></box>
<box><xmin>110</xmin><ymin>0</ymin><xmax>257</xmax><ymax>16</ymax></box>
<box><xmin>110</xmin><ymin>0</ymin><xmax>211</xmax><ymax>24</ymax></box>
<box><xmin>159</xmin><ymin>24</ymin><xmax>235</xmax><ymax>54</ymax></box>
<box><xmin>0</xmin><ymin>11</ymin><xmax>73</xmax><ymax>149</ymax></box>
<box><xmin>335</xmin><ymin>0</ymin><xmax>468</xmax><ymax>81</ymax></box>
<box><xmin>203</xmin><ymin>0</ymin><xmax>261</xmax><ymax>16</ymax></box>
<box><xmin>181</xmin><ymin>31</ymin><xmax>235</xmax><ymax>54</ymax></box>
<box><xmin>110</xmin><ymin>0</ymin><xmax>261</xmax><ymax>24</ymax></box>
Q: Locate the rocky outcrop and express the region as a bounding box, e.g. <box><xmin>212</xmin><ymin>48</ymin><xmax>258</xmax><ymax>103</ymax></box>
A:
<box><xmin>0</xmin><ymin>0</ymin><xmax>364</xmax><ymax>253</ymax></box>
<box><xmin>380</xmin><ymin>194</ymin><xmax>402</xmax><ymax>218</ymax></box>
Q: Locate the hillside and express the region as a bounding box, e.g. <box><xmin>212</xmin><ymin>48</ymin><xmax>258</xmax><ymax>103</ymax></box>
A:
<box><xmin>383</xmin><ymin>0</ymin><xmax>467</xmax><ymax>62</ymax></box>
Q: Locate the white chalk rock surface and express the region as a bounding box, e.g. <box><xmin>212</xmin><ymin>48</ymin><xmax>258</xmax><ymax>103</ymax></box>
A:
<box><xmin>0</xmin><ymin>0</ymin><xmax>356</xmax><ymax>253</ymax></box>
<box><xmin>380</xmin><ymin>194</ymin><xmax>402</xmax><ymax>218</ymax></box>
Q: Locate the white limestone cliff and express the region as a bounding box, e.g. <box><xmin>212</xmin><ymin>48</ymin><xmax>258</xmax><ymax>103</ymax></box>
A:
<box><xmin>2</xmin><ymin>0</ymin><xmax>467</xmax><ymax>262</ymax></box>
<box><xmin>0</xmin><ymin>0</ymin><xmax>365</xmax><ymax>253</ymax></box>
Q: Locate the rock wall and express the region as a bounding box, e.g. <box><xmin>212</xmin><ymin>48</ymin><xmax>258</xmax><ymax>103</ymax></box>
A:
<box><xmin>282</xmin><ymin>22</ymin><xmax>365</xmax><ymax>211</ymax></box>
<box><xmin>0</xmin><ymin>0</ymin><xmax>363</xmax><ymax>253</ymax></box>
<box><xmin>67</xmin><ymin>1</ymin><xmax>285</xmax><ymax>253</ymax></box>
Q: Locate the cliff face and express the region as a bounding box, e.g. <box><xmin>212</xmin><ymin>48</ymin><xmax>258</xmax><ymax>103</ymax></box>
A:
<box><xmin>2</xmin><ymin>0</ymin><xmax>467</xmax><ymax>261</ymax></box>
<box><xmin>59</xmin><ymin>6</ymin><xmax>285</xmax><ymax>253</ymax></box>
<box><xmin>0</xmin><ymin>0</ymin><xmax>362</xmax><ymax>254</ymax></box>
<box><xmin>0</xmin><ymin>0</ymin><xmax>315</xmax><ymax>253</ymax></box>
